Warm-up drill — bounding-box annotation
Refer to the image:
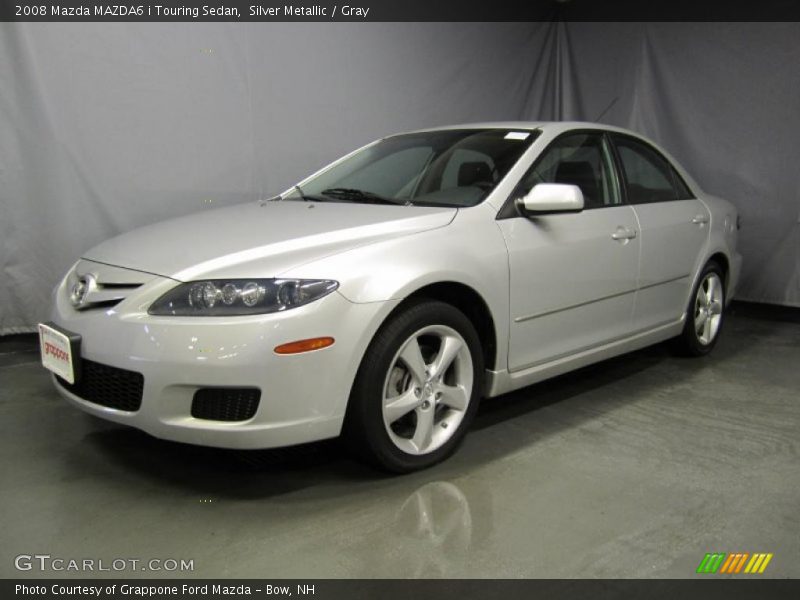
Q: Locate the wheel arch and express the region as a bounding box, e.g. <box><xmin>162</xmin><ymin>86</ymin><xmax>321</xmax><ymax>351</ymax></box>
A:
<box><xmin>387</xmin><ymin>281</ymin><xmax>499</xmax><ymax>372</ymax></box>
<box><xmin>679</xmin><ymin>249</ymin><xmax>733</xmax><ymax>332</ymax></box>
<box><xmin>708</xmin><ymin>251</ymin><xmax>730</xmax><ymax>288</ymax></box>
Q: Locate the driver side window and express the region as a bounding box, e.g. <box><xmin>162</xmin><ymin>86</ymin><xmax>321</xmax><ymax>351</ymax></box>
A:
<box><xmin>517</xmin><ymin>133</ymin><xmax>620</xmax><ymax>209</ymax></box>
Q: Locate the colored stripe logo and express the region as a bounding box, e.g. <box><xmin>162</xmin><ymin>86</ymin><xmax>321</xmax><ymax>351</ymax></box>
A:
<box><xmin>696</xmin><ymin>552</ymin><xmax>773</xmax><ymax>574</ymax></box>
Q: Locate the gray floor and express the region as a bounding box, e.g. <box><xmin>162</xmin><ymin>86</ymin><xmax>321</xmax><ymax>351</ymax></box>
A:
<box><xmin>1</xmin><ymin>304</ymin><xmax>798</xmax><ymax>579</ymax></box>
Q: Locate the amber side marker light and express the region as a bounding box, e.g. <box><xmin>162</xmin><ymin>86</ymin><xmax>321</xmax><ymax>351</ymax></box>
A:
<box><xmin>274</xmin><ymin>337</ymin><xmax>335</xmax><ymax>355</ymax></box>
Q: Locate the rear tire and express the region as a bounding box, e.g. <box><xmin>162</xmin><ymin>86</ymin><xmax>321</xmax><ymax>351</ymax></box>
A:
<box><xmin>672</xmin><ymin>261</ymin><xmax>726</xmax><ymax>356</ymax></box>
<box><xmin>344</xmin><ymin>300</ymin><xmax>484</xmax><ymax>473</ymax></box>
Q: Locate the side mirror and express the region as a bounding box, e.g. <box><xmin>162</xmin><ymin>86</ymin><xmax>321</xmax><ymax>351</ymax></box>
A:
<box><xmin>517</xmin><ymin>183</ymin><xmax>584</xmax><ymax>215</ymax></box>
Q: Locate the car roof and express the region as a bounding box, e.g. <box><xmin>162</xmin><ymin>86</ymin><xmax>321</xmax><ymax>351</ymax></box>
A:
<box><xmin>394</xmin><ymin>121</ymin><xmax>639</xmax><ymax>137</ymax></box>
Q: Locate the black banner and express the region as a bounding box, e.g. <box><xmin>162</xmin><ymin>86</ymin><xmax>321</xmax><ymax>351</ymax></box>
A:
<box><xmin>2</xmin><ymin>0</ymin><xmax>800</xmax><ymax>22</ymax></box>
<box><xmin>5</xmin><ymin>580</ymin><xmax>800</xmax><ymax>600</ymax></box>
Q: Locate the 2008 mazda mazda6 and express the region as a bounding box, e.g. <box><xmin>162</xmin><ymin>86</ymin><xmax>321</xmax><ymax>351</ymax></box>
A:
<box><xmin>39</xmin><ymin>122</ymin><xmax>742</xmax><ymax>472</ymax></box>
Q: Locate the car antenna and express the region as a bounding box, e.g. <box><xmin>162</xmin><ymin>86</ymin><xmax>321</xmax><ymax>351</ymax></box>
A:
<box><xmin>593</xmin><ymin>97</ymin><xmax>619</xmax><ymax>123</ymax></box>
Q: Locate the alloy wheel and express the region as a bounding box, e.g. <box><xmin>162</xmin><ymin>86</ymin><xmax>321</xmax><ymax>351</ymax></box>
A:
<box><xmin>381</xmin><ymin>325</ymin><xmax>474</xmax><ymax>455</ymax></box>
<box><xmin>694</xmin><ymin>272</ymin><xmax>724</xmax><ymax>345</ymax></box>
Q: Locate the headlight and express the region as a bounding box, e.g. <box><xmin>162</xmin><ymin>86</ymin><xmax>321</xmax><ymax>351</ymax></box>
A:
<box><xmin>148</xmin><ymin>279</ymin><xmax>339</xmax><ymax>316</ymax></box>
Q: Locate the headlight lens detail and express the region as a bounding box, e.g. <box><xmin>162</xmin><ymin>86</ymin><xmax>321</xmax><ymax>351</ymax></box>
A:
<box><xmin>148</xmin><ymin>279</ymin><xmax>339</xmax><ymax>316</ymax></box>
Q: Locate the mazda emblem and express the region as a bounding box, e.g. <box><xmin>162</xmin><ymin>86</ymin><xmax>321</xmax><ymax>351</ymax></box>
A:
<box><xmin>69</xmin><ymin>274</ymin><xmax>95</xmax><ymax>308</ymax></box>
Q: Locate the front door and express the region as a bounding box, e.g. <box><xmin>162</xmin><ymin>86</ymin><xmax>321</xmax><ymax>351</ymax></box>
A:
<box><xmin>498</xmin><ymin>132</ymin><xmax>641</xmax><ymax>372</ymax></box>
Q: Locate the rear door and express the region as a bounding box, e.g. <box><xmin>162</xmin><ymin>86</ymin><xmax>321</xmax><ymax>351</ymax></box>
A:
<box><xmin>610</xmin><ymin>134</ymin><xmax>710</xmax><ymax>331</ymax></box>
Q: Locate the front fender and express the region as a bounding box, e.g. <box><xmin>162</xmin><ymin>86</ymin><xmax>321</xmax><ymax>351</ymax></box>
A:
<box><xmin>280</xmin><ymin>204</ymin><xmax>512</xmax><ymax>369</ymax></box>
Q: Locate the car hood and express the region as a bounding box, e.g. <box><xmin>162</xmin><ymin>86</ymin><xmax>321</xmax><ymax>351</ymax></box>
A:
<box><xmin>83</xmin><ymin>200</ymin><xmax>457</xmax><ymax>281</ymax></box>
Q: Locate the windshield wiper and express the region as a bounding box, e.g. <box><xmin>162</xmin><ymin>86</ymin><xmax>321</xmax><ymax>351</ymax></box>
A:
<box><xmin>321</xmin><ymin>188</ymin><xmax>410</xmax><ymax>206</ymax></box>
<box><xmin>290</xmin><ymin>184</ymin><xmax>333</xmax><ymax>203</ymax></box>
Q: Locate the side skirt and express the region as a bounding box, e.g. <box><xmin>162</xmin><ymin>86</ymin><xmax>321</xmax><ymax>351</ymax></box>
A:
<box><xmin>483</xmin><ymin>318</ymin><xmax>684</xmax><ymax>398</ymax></box>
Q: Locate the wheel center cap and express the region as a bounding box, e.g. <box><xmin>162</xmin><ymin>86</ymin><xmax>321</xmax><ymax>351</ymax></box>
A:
<box><xmin>423</xmin><ymin>383</ymin><xmax>434</xmax><ymax>397</ymax></box>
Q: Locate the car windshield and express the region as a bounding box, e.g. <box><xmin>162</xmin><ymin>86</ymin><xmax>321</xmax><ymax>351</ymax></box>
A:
<box><xmin>284</xmin><ymin>129</ymin><xmax>539</xmax><ymax>208</ymax></box>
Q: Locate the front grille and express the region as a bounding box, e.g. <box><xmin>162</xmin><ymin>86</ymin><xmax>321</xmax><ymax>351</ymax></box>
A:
<box><xmin>57</xmin><ymin>359</ymin><xmax>144</xmax><ymax>412</ymax></box>
<box><xmin>191</xmin><ymin>388</ymin><xmax>261</xmax><ymax>422</ymax></box>
<box><xmin>70</xmin><ymin>260</ymin><xmax>152</xmax><ymax>311</ymax></box>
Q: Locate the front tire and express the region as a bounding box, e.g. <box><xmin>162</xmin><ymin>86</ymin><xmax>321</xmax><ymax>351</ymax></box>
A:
<box><xmin>673</xmin><ymin>261</ymin><xmax>726</xmax><ymax>356</ymax></box>
<box><xmin>344</xmin><ymin>300</ymin><xmax>484</xmax><ymax>473</ymax></box>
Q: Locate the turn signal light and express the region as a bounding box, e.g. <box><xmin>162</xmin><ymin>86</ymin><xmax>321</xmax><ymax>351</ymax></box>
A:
<box><xmin>274</xmin><ymin>337</ymin><xmax>335</xmax><ymax>355</ymax></box>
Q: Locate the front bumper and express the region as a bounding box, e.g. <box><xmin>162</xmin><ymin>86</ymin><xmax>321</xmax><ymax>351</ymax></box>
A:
<box><xmin>50</xmin><ymin>268</ymin><xmax>398</xmax><ymax>449</ymax></box>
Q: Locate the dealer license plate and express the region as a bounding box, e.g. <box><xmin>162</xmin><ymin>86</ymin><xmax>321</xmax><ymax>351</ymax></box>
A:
<box><xmin>38</xmin><ymin>322</ymin><xmax>81</xmax><ymax>384</ymax></box>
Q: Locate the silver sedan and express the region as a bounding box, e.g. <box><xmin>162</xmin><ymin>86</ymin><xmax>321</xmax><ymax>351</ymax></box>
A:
<box><xmin>39</xmin><ymin>122</ymin><xmax>742</xmax><ymax>472</ymax></box>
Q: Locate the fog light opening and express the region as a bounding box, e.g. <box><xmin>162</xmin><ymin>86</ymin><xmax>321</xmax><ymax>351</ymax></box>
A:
<box><xmin>274</xmin><ymin>337</ymin><xmax>335</xmax><ymax>355</ymax></box>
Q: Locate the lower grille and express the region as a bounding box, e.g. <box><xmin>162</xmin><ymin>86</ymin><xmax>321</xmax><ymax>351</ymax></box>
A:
<box><xmin>57</xmin><ymin>359</ymin><xmax>144</xmax><ymax>412</ymax></box>
<box><xmin>191</xmin><ymin>388</ymin><xmax>261</xmax><ymax>422</ymax></box>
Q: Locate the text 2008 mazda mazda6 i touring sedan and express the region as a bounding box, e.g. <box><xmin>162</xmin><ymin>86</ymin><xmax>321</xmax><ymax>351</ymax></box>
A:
<box><xmin>40</xmin><ymin>122</ymin><xmax>742</xmax><ymax>472</ymax></box>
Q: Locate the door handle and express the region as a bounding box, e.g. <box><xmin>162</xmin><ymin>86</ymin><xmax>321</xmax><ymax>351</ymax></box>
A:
<box><xmin>611</xmin><ymin>227</ymin><xmax>637</xmax><ymax>241</ymax></box>
<box><xmin>692</xmin><ymin>214</ymin><xmax>709</xmax><ymax>225</ymax></box>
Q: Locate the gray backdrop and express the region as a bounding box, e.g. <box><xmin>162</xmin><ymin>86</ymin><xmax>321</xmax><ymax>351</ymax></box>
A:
<box><xmin>1</xmin><ymin>22</ymin><xmax>798</xmax><ymax>334</ymax></box>
<box><xmin>533</xmin><ymin>23</ymin><xmax>800</xmax><ymax>311</ymax></box>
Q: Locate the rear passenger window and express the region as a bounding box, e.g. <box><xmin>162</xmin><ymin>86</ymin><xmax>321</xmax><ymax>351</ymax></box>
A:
<box><xmin>671</xmin><ymin>168</ymin><xmax>694</xmax><ymax>199</ymax></box>
<box><xmin>613</xmin><ymin>136</ymin><xmax>691</xmax><ymax>203</ymax></box>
